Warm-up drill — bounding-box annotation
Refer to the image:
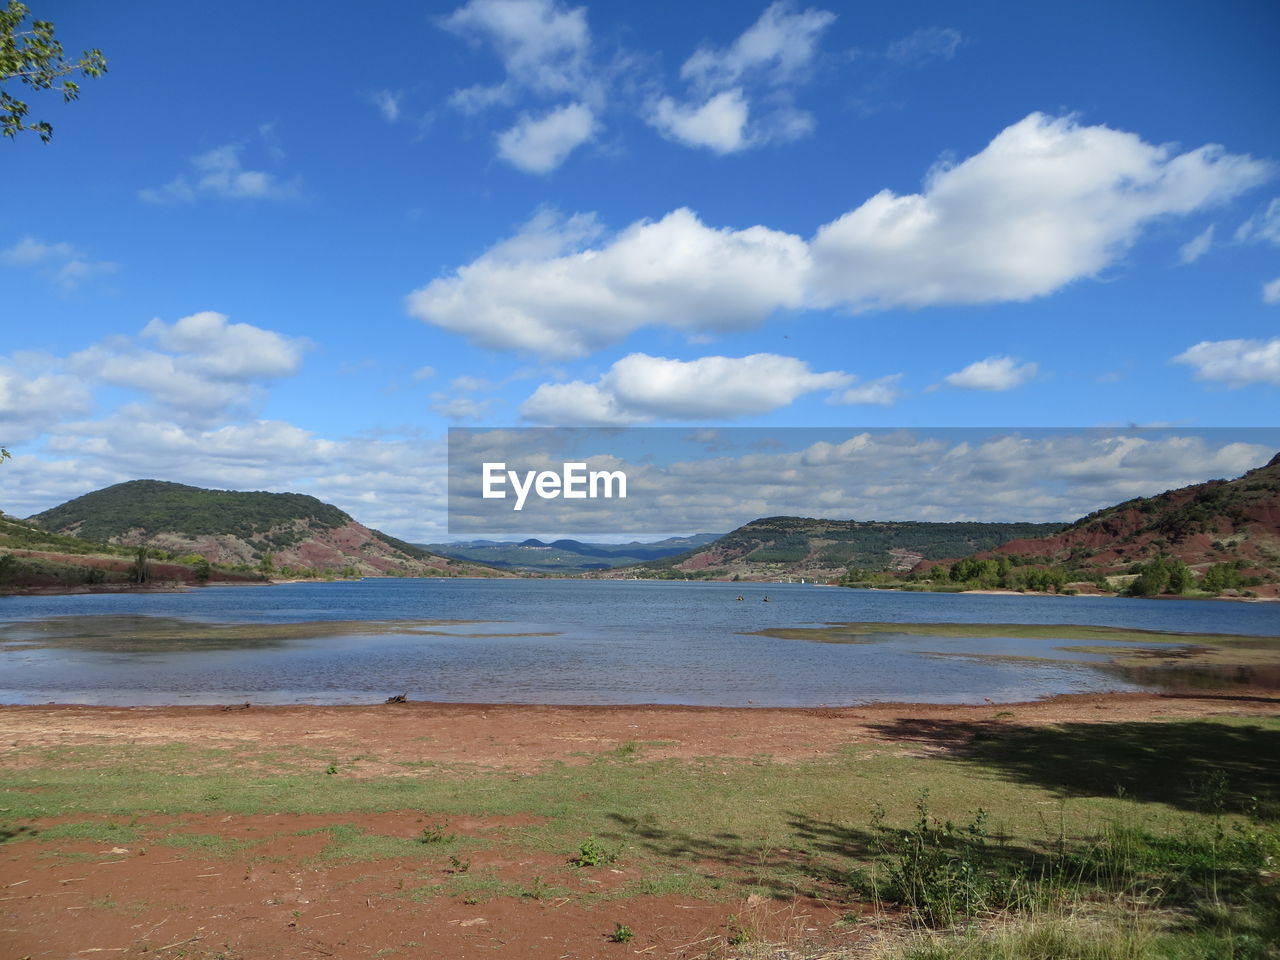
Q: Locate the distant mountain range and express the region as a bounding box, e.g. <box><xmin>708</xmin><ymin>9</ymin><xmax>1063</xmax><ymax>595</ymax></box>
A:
<box><xmin>19</xmin><ymin>480</ymin><xmax>501</xmax><ymax>583</ymax></box>
<box><xmin>599</xmin><ymin>517</ymin><xmax>1067</xmax><ymax>581</ymax></box>
<box><xmin>418</xmin><ymin>534</ymin><xmax>723</xmax><ymax>573</ymax></box>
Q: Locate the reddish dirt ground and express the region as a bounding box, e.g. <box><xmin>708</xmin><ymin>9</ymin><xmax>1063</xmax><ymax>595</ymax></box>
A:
<box><xmin>3</xmin><ymin>693</ymin><xmax>1278</xmax><ymax>959</ymax></box>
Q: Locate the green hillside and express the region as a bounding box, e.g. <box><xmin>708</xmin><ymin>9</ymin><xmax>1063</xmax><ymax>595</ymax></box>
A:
<box><xmin>628</xmin><ymin>517</ymin><xmax>1067</xmax><ymax>580</ymax></box>
<box><xmin>30</xmin><ymin>479</ymin><xmax>350</xmax><ymax>545</ymax></box>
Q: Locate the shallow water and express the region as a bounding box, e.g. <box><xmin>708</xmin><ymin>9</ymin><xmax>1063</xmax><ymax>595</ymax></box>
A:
<box><xmin>0</xmin><ymin>579</ymin><xmax>1276</xmax><ymax>706</ymax></box>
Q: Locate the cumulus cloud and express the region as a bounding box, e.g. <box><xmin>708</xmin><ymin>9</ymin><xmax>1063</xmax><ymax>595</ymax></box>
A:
<box><xmin>440</xmin><ymin>0</ymin><xmax>600</xmax><ymax>171</ymax></box>
<box><xmin>681</xmin><ymin>2</ymin><xmax>836</xmax><ymax>91</ymax></box>
<box><xmin>0</xmin><ymin>359</ymin><xmax>94</xmax><ymax>446</ymax></box>
<box><xmin>1264</xmin><ymin>278</ymin><xmax>1280</xmax><ymax>304</ymax></box>
<box><xmin>521</xmin><ymin>352</ymin><xmax>850</xmax><ymax>424</ymax></box>
<box><xmin>1174</xmin><ymin>338</ymin><xmax>1280</xmax><ymax>386</ymax></box>
<box><xmin>649</xmin><ymin>90</ymin><xmax>750</xmax><ymax>154</ymax></box>
<box><xmin>943</xmin><ymin>356</ymin><xmax>1038</xmax><ymax>391</ymax></box>
<box><xmin>407</xmin><ymin>207</ymin><xmax>810</xmax><ymax>357</ymax></box>
<box><xmin>140</xmin><ymin>144</ymin><xmax>297</xmax><ymax>203</ymax></box>
<box><xmin>442</xmin><ymin>0</ymin><xmax>592</xmax><ymax>103</ymax></box>
<box><xmin>497</xmin><ymin>101</ymin><xmax>597</xmax><ymax>172</ymax></box>
<box><xmin>65</xmin><ymin>312</ymin><xmax>309</xmax><ymax>422</ymax></box>
<box><xmin>410</xmin><ymin>114</ymin><xmax>1269</xmax><ymax>356</ymax></box>
<box><xmin>1178</xmin><ymin>225</ymin><xmax>1215</xmax><ymax>264</ymax></box>
<box><xmin>649</xmin><ymin>2</ymin><xmax>833</xmax><ymax>153</ymax></box>
<box><xmin>1</xmin><ymin>235</ymin><xmax>118</xmax><ymax>290</ymax></box>
<box><xmin>809</xmin><ymin>113</ymin><xmax>1271</xmax><ymax>309</ymax></box>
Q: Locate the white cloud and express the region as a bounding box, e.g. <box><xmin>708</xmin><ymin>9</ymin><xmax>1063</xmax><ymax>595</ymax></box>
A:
<box><xmin>521</xmin><ymin>352</ymin><xmax>850</xmax><ymax>424</ymax></box>
<box><xmin>0</xmin><ymin>360</ymin><xmax>93</xmax><ymax>445</ymax></box>
<box><xmin>407</xmin><ymin>207</ymin><xmax>810</xmax><ymax>358</ymax></box>
<box><xmin>1264</xmin><ymin>278</ymin><xmax>1280</xmax><ymax>304</ymax></box>
<box><xmin>649</xmin><ymin>89</ymin><xmax>750</xmax><ymax>154</ymax></box>
<box><xmin>943</xmin><ymin>356</ymin><xmax>1038</xmax><ymax>391</ymax></box>
<box><xmin>1235</xmin><ymin>197</ymin><xmax>1280</xmax><ymax>245</ymax></box>
<box><xmin>650</xmin><ymin>2</ymin><xmax>832</xmax><ymax>153</ymax></box>
<box><xmin>681</xmin><ymin>2</ymin><xmax>836</xmax><ymax>92</ymax></box>
<box><xmin>885</xmin><ymin>26</ymin><xmax>963</xmax><ymax>66</ymax></box>
<box><xmin>1174</xmin><ymin>338</ymin><xmax>1280</xmax><ymax>386</ymax></box>
<box><xmin>411</xmin><ymin>114</ymin><xmax>1269</xmax><ymax>356</ymax></box>
<box><xmin>66</xmin><ymin>312</ymin><xmax>309</xmax><ymax>422</ymax></box>
<box><xmin>1</xmin><ymin>237</ymin><xmax>76</xmax><ymax>266</ymax></box>
<box><xmin>0</xmin><ymin>332</ymin><xmax>450</xmax><ymax>539</ymax></box>
<box><xmin>496</xmin><ymin>101</ymin><xmax>597</xmax><ymax>172</ymax></box>
<box><xmin>1178</xmin><ymin>225</ymin><xmax>1215</xmax><ymax>264</ymax></box>
<box><xmin>140</xmin><ymin>312</ymin><xmax>305</xmax><ymax>381</ymax></box>
<box><xmin>140</xmin><ymin>144</ymin><xmax>297</xmax><ymax>203</ymax></box>
<box><xmin>370</xmin><ymin>89</ymin><xmax>403</xmax><ymax>123</ymax></box>
<box><xmin>810</xmin><ymin>113</ymin><xmax>1271</xmax><ymax>310</ymax></box>
<box><xmin>442</xmin><ymin>0</ymin><xmax>591</xmax><ymax>99</ymax></box>
<box><xmin>831</xmin><ymin>373</ymin><xmax>904</xmax><ymax>405</ymax></box>
<box><xmin>1</xmin><ymin>235</ymin><xmax>118</xmax><ymax>290</ymax></box>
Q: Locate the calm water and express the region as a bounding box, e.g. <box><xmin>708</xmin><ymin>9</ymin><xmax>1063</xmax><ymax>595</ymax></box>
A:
<box><xmin>0</xmin><ymin>579</ymin><xmax>1276</xmax><ymax>706</ymax></box>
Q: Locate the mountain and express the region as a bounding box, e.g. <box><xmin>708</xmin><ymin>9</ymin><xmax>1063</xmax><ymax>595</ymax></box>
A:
<box><xmin>603</xmin><ymin>517</ymin><xmax>1067</xmax><ymax>581</ymax></box>
<box><xmin>27</xmin><ymin>480</ymin><xmax>500</xmax><ymax>578</ymax></box>
<box><xmin>942</xmin><ymin>452</ymin><xmax>1280</xmax><ymax>596</ymax></box>
<box><xmin>418</xmin><ymin>534</ymin><xmax>723</xmax><ymax>573</ymax></box>
<box><xmin>0</xmin><ymin>510</ymin><xmax>267</xmax><ymax>593</ymax></box>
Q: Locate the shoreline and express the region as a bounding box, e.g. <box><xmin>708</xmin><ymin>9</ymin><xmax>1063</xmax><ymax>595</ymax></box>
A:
<box><xmin>2</xmin><ymin>690</ymin><xmax>1276</xmax><ymax>769</ymax></box>
<box><xmin>3</xmin><ymin>575</ymin><xmax>1275</xmax><ymax>602</ymax></box>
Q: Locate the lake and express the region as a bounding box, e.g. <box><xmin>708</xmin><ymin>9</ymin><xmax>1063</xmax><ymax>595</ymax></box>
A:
<box><xmin>0</xmin><ymin>579</ymin><xmax>1276</xmax><ymax>706</ymax></box>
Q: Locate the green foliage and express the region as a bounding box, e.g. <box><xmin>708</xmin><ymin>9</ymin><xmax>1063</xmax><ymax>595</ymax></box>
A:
<box><xmin>572</xmin><ymin>835</ymin><xmax>614</xmax><ymax>867</ymax></box>
<box><xmin>608</xmin><ymin>922</ymin><xmax>634</xmax><ymax>943</ymax></box>
<box><xmin>418</xmin><ymin>822</ymin><xmax>455</xmax><ymax>844</ymax></box>
<box><xmin>854</xmin><ymin>792</ymin><xmax>1027</xmax><ymax>927</ymax></box>
<box><xmin>1203</xmin><ymin>561</ymin><xmax>1246</xmax><ymax>594</ymax></box>
<box><xmin>0</xmin><ymin>2</ymin><xmax>106</xmax><ymax>142</ymax></box>
<box><xmin>1126</xmin><ymin>557</ymin><xmax>1192</xmax><ymax>597</ymax></box>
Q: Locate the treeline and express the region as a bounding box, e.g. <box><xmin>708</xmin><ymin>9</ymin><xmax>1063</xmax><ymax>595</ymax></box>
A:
<box><xmin>840</xmin><ymin>554</ymin><xmax>1265</xmax><ymax>598</ymax></box>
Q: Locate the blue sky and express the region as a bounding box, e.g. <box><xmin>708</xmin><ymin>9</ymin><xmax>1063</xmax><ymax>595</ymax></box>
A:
<box><xmin>2</xmin><ymin>0</ymin><xmax>1279</xmax><ymax>540</ymax></box>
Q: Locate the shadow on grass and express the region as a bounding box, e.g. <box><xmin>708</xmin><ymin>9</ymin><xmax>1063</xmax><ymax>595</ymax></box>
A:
<box><xmin>867</xmin><ymin>719</ymin><xmax>1280</xmax><ymax>818</ymax></box>
<box><xmin>0</xmin><ymin>824</ymin><xmax>35</xmax><ymax>843</ymax></box>
<box><xmin>605</xmin><ymin>809</ymin><xmax>1050</xmax><ymax>905</ymax></box>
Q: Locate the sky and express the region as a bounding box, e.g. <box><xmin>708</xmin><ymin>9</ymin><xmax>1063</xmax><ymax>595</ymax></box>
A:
<box><xmin>2</xmin><ymin>0</ymin><xmax>1279</xmax><ymax>541</ymax></box>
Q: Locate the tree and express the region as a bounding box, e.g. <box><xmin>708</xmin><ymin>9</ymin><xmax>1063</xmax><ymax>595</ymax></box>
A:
<box><xmin>1</xmin><ymin>2</ymin><xmax>105</xmax><ymax>142</ymax></box>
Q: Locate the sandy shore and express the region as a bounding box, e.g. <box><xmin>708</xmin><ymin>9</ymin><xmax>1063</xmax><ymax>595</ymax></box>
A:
<box><xmin>4</xmin><ymin>691</ymin><xmax>1278</xmax><ymax>770</ymax></box>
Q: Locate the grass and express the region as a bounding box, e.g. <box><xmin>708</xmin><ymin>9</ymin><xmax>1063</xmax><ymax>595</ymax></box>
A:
<box><xmin>2</xmin><ymin>716</ymin><xmax>1277</xmax><ymax>957</ymax></box>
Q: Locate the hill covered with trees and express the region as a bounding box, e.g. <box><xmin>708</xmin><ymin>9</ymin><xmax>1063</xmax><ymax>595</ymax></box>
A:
<box><xmin>602</xmin><ymin>517</ymin><xmax>1067</xmax><ymax>582</ymax></box>
<box><xmin>24</xmin><ymin>480</ymin><xmax>501</xmax><ymax>581</ymax></box>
